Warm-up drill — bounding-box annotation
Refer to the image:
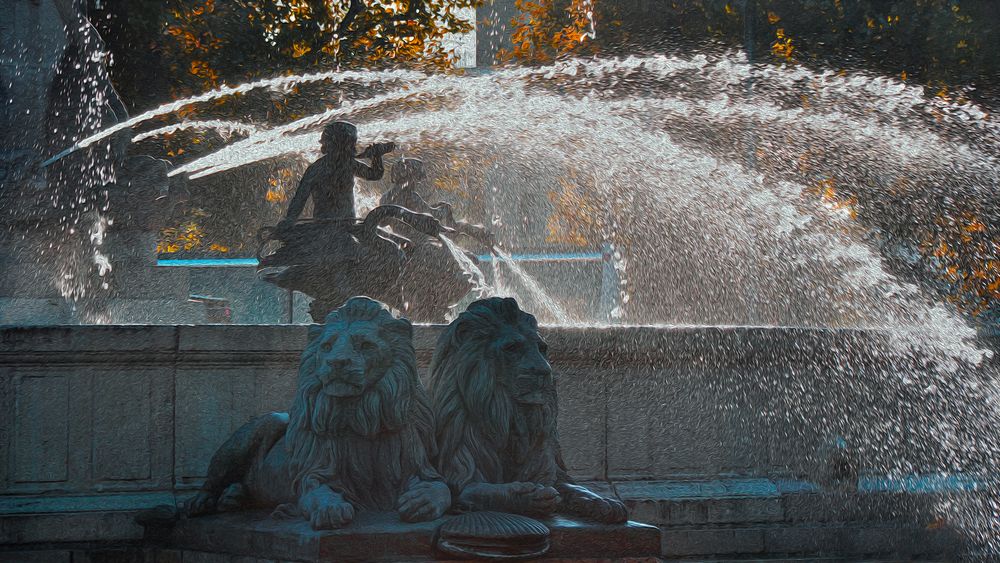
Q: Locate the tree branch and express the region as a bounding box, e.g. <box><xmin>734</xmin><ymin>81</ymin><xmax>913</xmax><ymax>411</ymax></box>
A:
<box><xmin>337</xmin><ymin>0</ymin><xmax>365</xmax><ymax>36</ymax></box>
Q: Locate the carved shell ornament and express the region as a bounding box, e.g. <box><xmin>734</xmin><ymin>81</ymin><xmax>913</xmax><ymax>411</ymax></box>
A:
<box><xmin>435</xmin><ymin>511</ymin><xmax>550</xmax><ymax>560</ymax></box>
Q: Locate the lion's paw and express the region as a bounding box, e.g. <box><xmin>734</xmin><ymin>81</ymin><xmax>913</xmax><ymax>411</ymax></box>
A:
<box><xmin>582</xmin><ymin>496</ymin><xmax>628</xmax><ymax>524</ymax></box>
<box><xmin>217</xmin><ymin>483</ymin><xmax>249</xmax><ymax>512</ymax></box>
<box><xmin>398</xmin><ymin>480</ymin><xmax>451</xmax><ymax>522</ymax></box>
<box><xmin>301</xmin><ymin>487</ymin><xmax>355</xmax><ymax>530</ymax></box>
<box><xmin>184</xmin><ymin>490</ymin><xmax>218</xmax><ymax>517</ymax></box>
<box><xmin>507</xmin><ymin>482</ymin><xmax>560</xmax><ymax>516</ymax></box>
<box><xmin>560</xmin><ymin>485</ymin><xmax>629</xmax><ymax>524</ymax></box>
<box><xmin>308</xmin><ymin>498</ymin><xmax>355</xmax><ymax>530</ymax></box>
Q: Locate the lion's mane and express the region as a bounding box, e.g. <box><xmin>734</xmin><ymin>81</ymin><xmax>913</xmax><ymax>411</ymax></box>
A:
<box><xmin>429</xmin><ymin>297</ymin><xmax>561</xmax><ymax>494</ymax></box>
<box><xmin>285</xmin><ymin>297</ymin><xmax>439</xmax><ymax>510</ymax></box>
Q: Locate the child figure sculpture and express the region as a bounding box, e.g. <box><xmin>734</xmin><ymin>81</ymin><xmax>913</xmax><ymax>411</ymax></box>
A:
<box><xmin>280</xmin><ymin>121</ymin><xmax>393</xmax><ymax>229</ymax></box>
<box><xmin>257</xmin><ymin>122</ymin><xmax>418</xmax><ymax>320</ymax></box>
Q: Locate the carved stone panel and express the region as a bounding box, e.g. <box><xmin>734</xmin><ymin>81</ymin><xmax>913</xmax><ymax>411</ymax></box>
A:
<box><xmin>13</xmin><ymin>374</ymin><xmax>69</xmax><ymax>483</ymax></box>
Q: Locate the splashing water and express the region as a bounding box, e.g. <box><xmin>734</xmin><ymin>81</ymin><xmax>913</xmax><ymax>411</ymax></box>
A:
<box><xmin>492</xmin><ymin>247</ymin><xmax>574</xmax><ymax>325</ymax></box>
<box><xmin>156</xmin><ymin>54</ymin><xmax>990</xmax><ymax>360</ymax></box>
<box><xmin>43</xmin><ymin>68</ymin><xmax>429</xmax><ymax>166</ymax></box>
<box><xmin>438</xmin><ymin>233</ymin><xmax>489</xmax><ymax>298</ymax></box>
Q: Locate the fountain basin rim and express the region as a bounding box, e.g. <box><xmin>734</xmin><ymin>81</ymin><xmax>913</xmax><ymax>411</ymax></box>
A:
<box><xmin>1</xmin><ymin>323</ymin><xmax>990</xmax><ymax>369</ymax></box>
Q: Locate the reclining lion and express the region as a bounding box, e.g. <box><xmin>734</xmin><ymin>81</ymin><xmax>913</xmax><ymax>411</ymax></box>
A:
<box><xmin>185</xmin><ymin>297</ymin><xmax>450</xmax><ymax>529</ymax></box>
<box><xmin>428</xmin><ymin>297</ymin><xmax>627</xmax><ymax>523</ymax></box>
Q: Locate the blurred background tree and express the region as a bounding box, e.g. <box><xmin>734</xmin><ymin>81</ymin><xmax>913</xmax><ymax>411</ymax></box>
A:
<box><xmin>89</xmin><ymin>0</ymin><xmax>477</xmax><ymax>111</ymax></box>
<box><xmin>505</xmin><ymin>0</ymin><xmax>999</xmax><ymax>102</ymax></box>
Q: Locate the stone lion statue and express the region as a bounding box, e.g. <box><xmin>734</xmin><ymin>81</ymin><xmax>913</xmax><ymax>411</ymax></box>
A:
<box><xmin>185</xmin><ymin>297</ymin><xmax>450</xmax><ymax>529</ymax></box>
<box><xmin>428</xmin><ymin>297</ymin><xmax>628</xmax><ymax>523</ymax></box>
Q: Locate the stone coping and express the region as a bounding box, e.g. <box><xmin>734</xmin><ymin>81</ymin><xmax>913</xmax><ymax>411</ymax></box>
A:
<box><xmin>4</xmin><ymin>323</ymin><xmax>989</xmax><ymax>368</ymax></box>
<box><xmin>0</xmin><ymin>477</ymin><xmax>983</xmax><ymax>546</ymax></box>
<box><xmin>0</xmin><ymin>478</ymin><xmax>980</xmax><ymax>559</ymax></box>
<box><xmin>144</xmin><ymin>509</ymin><xmax>661</xmax><ymax>562</ymax></box>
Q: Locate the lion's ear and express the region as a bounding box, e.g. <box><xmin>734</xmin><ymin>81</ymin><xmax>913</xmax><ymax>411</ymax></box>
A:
<box><xmin>382</xmin><ymin>317</ymin><xmax>413</xmax><ymax>341</ymax></box>
<box><xmin>453</xmin><ymin>317</ymin><xmax>474</xmax><ymax>346</ymax></box>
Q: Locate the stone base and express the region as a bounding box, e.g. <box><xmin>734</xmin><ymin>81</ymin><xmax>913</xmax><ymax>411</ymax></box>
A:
<box><xmin>143</xmin><ymin>510</ymin><xmax>661</xmax><ymax>562</ymax></box>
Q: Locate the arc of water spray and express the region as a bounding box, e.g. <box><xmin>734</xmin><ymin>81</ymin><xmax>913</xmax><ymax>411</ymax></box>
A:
<box><xmin>41</xmin><ymin>68</ymin><xmax>430</xmax><ymax>168</ymax></box>
<box><xmin>493</xmin><ymin>247</ymin><xmax>573</xmax><ymax>325</ymax></box>
<box><xmin>171</xmin><ymin>77</ymin><xmax>461</xmax><ymax>179</ymax></box>
<box><xmin>131</xmin><ymin>120</ymin><xmax>260</xmax><ymax>143</ymax></box>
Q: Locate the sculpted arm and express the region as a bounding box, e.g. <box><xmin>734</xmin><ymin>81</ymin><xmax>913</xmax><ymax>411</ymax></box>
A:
<box><xmin>355</xmin><ymin>142</ymin><xmax>394</xmax><ymax>180</ymax></box>
<box><xmin>354</xmin><ymin>156</ymin><xmax>384</xmax><ymax>181</ymax></box>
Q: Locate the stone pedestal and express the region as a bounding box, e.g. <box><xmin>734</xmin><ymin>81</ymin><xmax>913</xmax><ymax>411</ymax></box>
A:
<box><xmin>143</xmin><ymin>510</ymin><xmax>661</xmax><ymax>562</ymax></box>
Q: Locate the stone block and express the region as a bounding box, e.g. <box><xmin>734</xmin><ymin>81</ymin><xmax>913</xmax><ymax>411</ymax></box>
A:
<box><xmin>0</xmin><ymin>552</ymin><xmax>71</xmax><ymax>563</ymax></box>
<box><xmin>616</xmin><ymin>480</ymin><xmax>784</xmax><ymax>526</ymax></box>
<box><xmin>72</xmin><ymin>548</ymin><xmax>172</xmax><ymax>563</ymax></box>
<box><xmin>0</xmin><ymin>367</ymin><xmax>13</xmax><ymax>487</ymax></box>
<box><xmin>175</xmin><ymin>366</ymin><xmax>291</xmax><ymax>482</ymax></box>
<box><xmin>93</xmin><ymin>371</ymin><xmax>151</xmax><ymax>481</ymax></box>
<box><xmin>764</xmin><ymin>525</ymin><xmax>841</xmax><ymax>554</ymax></box>
<box><xmin>0</xmin><ymin>298</ymin><xmax>72</xmax><ymax>323</ymax></box>
<box><xmin>606</xmin><ymin>365</ymin><xmax>729</xmax><ymax>479</ymax></box>
<box><xmin>605</xmin><ymin>370</ymin><xmax>654</xmax><ymax>478</ymax></box>
<box><xmin>177</xmin><ymin>325</ymin><xmax>306</xmax><ymax>355</ymax></box>
<box><xmin>555</xmin><ymin>367</ymin><xmax>606</xmax><ymax>480</ymax></box>
<box><xmin>175</xmin><ymin>371</ymin><xmax>238</xmax><ymax>480</ymax></box>
<box><xmin>0</xmin><ymin>509</ymin><xmax>146</xmax><ymax>545</ymax></box>
<box><xmin>705</xmin><ymin>497</ymin><xmax>783</xmax><ymax>524</ymax></box>
<box><xmin>0</xmin><ymin>325</ymin><xmax>177</xmax><ymax>356</ymax></box>
<box><xmin>661</xmin><ymin>527</ymin><xmax>765</xmax><ymax>557</ymax></box>
<box><xmin>13</xmin><ymin>374</ymin><xmax>68</xmax><ymax>483</ymax></box>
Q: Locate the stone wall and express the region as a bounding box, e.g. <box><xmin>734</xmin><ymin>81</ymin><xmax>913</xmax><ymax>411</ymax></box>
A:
<box><xmin>0</xmin><ymin>324</ymin><xmax>848</xmax><ymax>494</ymax></box>
<box><xmin>1</xmin><ymin>324</ymin><xmax>995</xmax><ymax>559</ymax></box>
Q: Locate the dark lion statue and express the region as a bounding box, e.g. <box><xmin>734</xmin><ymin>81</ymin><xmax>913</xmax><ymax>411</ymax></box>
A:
<box><xmin>428</xmin><ymin>297</ymin><xmax>627</xmax><ymax>523</ymax></box>
<box><xmin>184</xmin><ymin>297</ymin><xmax>450</xmax><ymax>529</ymax></box>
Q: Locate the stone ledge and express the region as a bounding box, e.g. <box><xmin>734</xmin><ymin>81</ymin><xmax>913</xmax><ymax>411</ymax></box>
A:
<box><xmin>145</xmin><ymin>510</ymin><xmax>661</xmax><ymax>562</ymax></box>
<box><xmin>616</xmin><ymin>477</ymin><xmax>985</xmax><ymax>528</ymax></box>
<box><xmin>0</xmin><ymin>492</ymin><xmax>180</xmax><ymax>545</ymax></box>
<box><xmin>659</xmin><ymin>524</ymin><xmax>962</xmax><ymax>558</ymax></box>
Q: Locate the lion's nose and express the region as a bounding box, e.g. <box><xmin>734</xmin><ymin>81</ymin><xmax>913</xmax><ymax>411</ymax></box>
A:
<box><xmin>524</xmin><ymin>364</ymin><xmax>551</xmax><ymax>378</ymax></box>
<box><xmin>329</xmin><ymin>358</ymin><xmax>350</xmax><ymax>370</ymax></box>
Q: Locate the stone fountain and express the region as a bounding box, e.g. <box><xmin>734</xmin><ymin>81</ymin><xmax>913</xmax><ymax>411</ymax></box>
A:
<box><xmin>3</xmin><ymin>1</ymin><xmax>1000</xmax><ymax>561</ymax></box>
<box><xmin>131</xmin><ymin>296</ymin><xmax>658</xmax><ymax>562</ymax></box>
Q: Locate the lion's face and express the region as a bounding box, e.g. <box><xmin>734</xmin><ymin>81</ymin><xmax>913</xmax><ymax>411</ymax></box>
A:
<box><xmin>430</xmin><ymin>297</ymin><xmax>560</xmax><ymax>490</ymax></box>
<box><xmin>309</xmin><ymin>318</ymin><xmax>396</xmax><ymax>398</ymax></box>
<box><xmin>491</xmin><ymin>323</ymin><xmax>552</xmax><ymax>405</ymax></box>
<box><xmin>434</xmin><ymin>297</ymin><xmax>554</xmax><ymax>408</ymax></box>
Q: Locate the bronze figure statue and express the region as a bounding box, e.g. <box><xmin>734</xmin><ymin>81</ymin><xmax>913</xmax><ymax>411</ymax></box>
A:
<box><xmin>257</xmin><ymin>124</ymin><xmax>487</xmax><ymax>322</ymax></box>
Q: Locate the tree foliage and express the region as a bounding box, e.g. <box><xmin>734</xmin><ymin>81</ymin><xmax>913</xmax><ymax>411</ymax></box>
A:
<box><xmin>503</xmin><ymin>0</ymin><xmax>999</xmax><ymax>98</ymax></box>
<box><xmin>92</xmin><ymin>0</ymin><xmax>477</xmax><ymax>109</ymax></box>
<box><xmin>499</xmin><ymin>0</ymin><xmax>598</xmax><ymax>62</ymax></box>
